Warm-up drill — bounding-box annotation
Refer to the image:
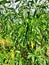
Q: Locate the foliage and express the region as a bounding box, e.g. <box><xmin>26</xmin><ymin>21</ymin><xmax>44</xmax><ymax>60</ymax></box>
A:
<box><xmin>0</xmin><ymin>12</ymin><xmax>49</xmax><ymax>65</ymax></box>
<box><xmin>0</xmin><ymin>0</ymin><xmax>49</xmax><ymax>65</ymax></box>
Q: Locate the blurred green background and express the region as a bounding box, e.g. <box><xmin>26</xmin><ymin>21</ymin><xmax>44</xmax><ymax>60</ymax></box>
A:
<box><xmin>0</xmin><ymin>0</ymin><xmax>49</xmax><ymax>65</ymax></box>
